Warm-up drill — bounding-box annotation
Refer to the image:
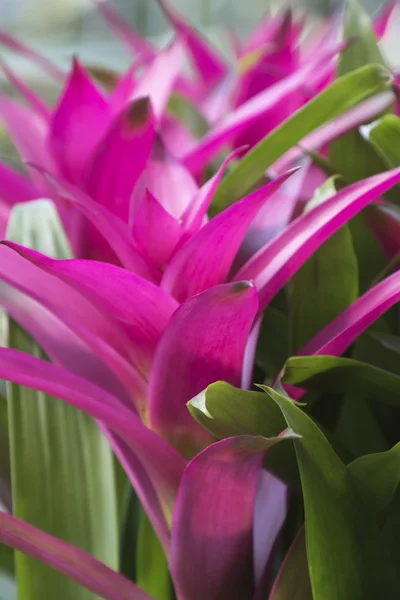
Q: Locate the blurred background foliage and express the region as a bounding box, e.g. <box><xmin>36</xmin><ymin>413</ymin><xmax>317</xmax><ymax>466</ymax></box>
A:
<box><xmin>0</xmin><ymin>0</ymin><xmax>397</xmax><ymax>62</ymax></box>
<box><xmin>0</xmin><ymin>0</ymin><xmax>397</xmax><ymax>95</ymax></box>
<box><xmin>0</xmin><ymin>0</ymin><xmax>397</xmax><ymax>171</ymax></box>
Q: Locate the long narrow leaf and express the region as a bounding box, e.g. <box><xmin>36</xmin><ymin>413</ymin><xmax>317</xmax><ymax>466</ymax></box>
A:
<box><xmin>5</xmin><ymin>201</ymin><xmax>119</xmax><ymax>600</ymax></box>
<box><xmin>0</xmin><ymin>512</ymin><xmax>152</xmax><ymax>600</ymax></box>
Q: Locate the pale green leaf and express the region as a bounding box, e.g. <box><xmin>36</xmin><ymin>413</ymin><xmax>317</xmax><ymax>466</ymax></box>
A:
<box><xmin>5</xmin><ymin>200</ymin><xmax>118</xmax><ymax>600</ymax></box>
<box><xmin>136</xmin><ymin>512</ymin><xmax>174</xmax><ymax>600</ymax></box>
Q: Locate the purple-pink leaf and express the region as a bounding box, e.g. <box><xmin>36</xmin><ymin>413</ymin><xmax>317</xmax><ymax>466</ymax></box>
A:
<box><xmin>227</xmin><ymin>28</ymin><xmax>242</xmax><ymax>58</ymax></box>
<box><xmin>253</xmin><ymin>472</ymin><xmax>287</xmax><ymax>586</ymax></box>
<box><xmin>0</xmin><ymin>31</ymin><xmax>64</xmax><ymax>80</ymax></box>
<box><xmin>32</xmin><ymin>167</ymin><xmax>160</xmax><ymax>280</ymax></box>
<box><xmin>0</xmin><ymin>277</ymin><xmax>129</xmax><ymax>402</ymax></box>
<box><xmin>132</xmin><ymin>190</ymin><xmax>183</xmax><ymax>268</ymax></box>
<box><xmin>136</xmin><ymin>137</ymin><xmax>198</xmax><ymax>220</ymax></box>
<box><xmin>243</xmin><ymin>10</ymin><xmax>295</xmax><ymax>54</ymax></box>
<box><xmin>132</xmin><ymin>41</ymin><xmax>184</xmax><ymax>120</ymax></box>
<box><xmin>182</xmin><ymin>50</ymin><xmax>334</xmax><ymax>175</ymax></box>
<box><xmin>298</xmin><ymin>269</ymin><xmax>400</xmax><ymax>357</ymax></box>
<box><xmin>0</xmin><ymin>512</ymin><xmax>152</xmax><ymax>600</ymax></box>
<box><xmin>0</xmin><ymin>244</ymin><xmax>148</xmax><ymax>401</ymax></box>
<box><xmin>170</xmin><ymin>435</ymin><xmax>288</xmax><ymax>600</ymax></box>
<box><xmin>106</xmin><ymin>432</ymin><xmax>170</xmax><ymax>552</ymax></box>
<box><xmin>48</xmin><ymin>59</ymin><xmax>111</xmax><ymax>184</ymax></box>
<box><xmin>234</xmin><ymin>166</ymin><xmax>308</xmax><ymax>270</ymax></box>
<box><xmin>200</xmin><ymin>73</ymin><xmax>236</xmax><ymax>125</ymax></box>
<box><xmin>180</xmin><ymin>148</ymin><xmax>244</xmax><ymax>233</ymax></box>
<box><xmin>94</xmin><ymin>0</ymin><xmax>156</xmax><ymax>62</ymax></box>
<box><xmin>233</xmin><ymin>16</ymin><xmax>301</xmax><ymax>148</ymax></box>
<box><xmin>157</xmin><ymin>0</ymin><xmax>227</xmax><ymax>87</ymax></box>
<box><xmin>5</xmin><ymin>242</ymin><xmax>178</xmax><ymax>374</ymax></box>
<box><xmin>108</xmin><ymin>63</ymin><xmax>137</xmax><ymax>115</ymax></box>
<box><xmin>0</xmin><ymin>278</ymin><xmax>170</xmax><ymax>552</ymax></box>
<box><xmin>0</xmin><ymin>348</ymin><xmax>186</xmax><ymax>517</ymax></box>
<box><xmin>159</xmin><ymin>114</ymin><xmax>196</xmax><ymax>158</ymax></box>
<box><xmin>149</xmin><ymin>282</ymin><xmax>259</xmax><ymax>454</ymax></box>
<box><xmin>236</xmin><ymin>168</ymin><xmax>400</xmax><ymax>313</ymax></box>
<box><xmin>84</xmin><ymin>97</ymin><xmax>155</xmax><ymax>223</ymax></box>
<box><xmin>0</xmin><ymin>58</ymin><xmax>51</xmax><ymax>120</ymax></box>
<box><xmin>162</xmin><ymin>169</ymin><xmax>298</xmax><ymax>302</ymax></box>
<box><xmin>242</xmin><ymin>316</ymin><xmax>263</xmax><ymax>390</ymax></box>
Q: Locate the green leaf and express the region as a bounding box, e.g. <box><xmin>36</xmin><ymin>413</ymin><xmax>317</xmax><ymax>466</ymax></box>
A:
<box><xmin>0</xmin><ymin>390</ymin><xmax>11</xmax><ymax>512</ymax></box>
<box><xmin>6</xmin><ymin>200</ymin><xmax>118</xmax><ymax>600</ymax></box>
<box><xmin>255</xmin><ymin>306</ymin><xmax>289</xmax><ymax>378</ymax></box>
<box><xmin>289</xmin><ymin>179</ymin><xmax>359</xmax><ymax>352</ymax></box>
<box><xmin>335</xmin><ymin>395</ymin><xmax>388</xmax><ymax>459</ymax></box>
<box><xmin>119</xmin><ymin>486</ymin><xmax>140</xmax><ymax>583</ymax></box>
<box><xmin>381</xmin><ymin>483</ymin><xmax>400</xmax><ymax>562</ymax></box>
<box><xmin>348</xmin><ymin>212</ymin><xmax>388</xmax><ymax>293</ymax></box>
<box><xmin>282</xmin><ymin>355</ymin><xmax>400</xmax><ymax>408</ymax></box>
<box><xmin>0</xmin><ymin>388</ymin><xmax>13</xmax><ymax>578</ymax></box>
<box><xmin>329</xmin><ymin>1</ymin><xmax>396</xmax><ymax>288</ymax></box>
<box><xmin>168</xmin><ymin>93</ymin><xmax>209</xmax><ymax>139</ymax></box>
<box><xmin>269</xmin><ymin>527</ymin><xmax>312</xmax><ymax>600</ymax></box>
<box><xmin>306</xmin><ymin>150</ymin><xmax>343</xmax><ymax>180</ymax></box>
<box><xmin>356</xmin><ymin>331</ymin><xmax>400</xmax><ymax>375</ymax></box>
<box><xmin>331</xmin><ymin>129</ymin><xmax>389</xmax><ymax>187</ymax></box>
<box><xmin>261</xmin><ymin>385</ymin><xmax>400</xmax><ymax>599</ymax></box>
<box><xmin>136</xmin><ymin>512</ymin><xmax>174</xmax><ymax>600</ymax></box>
<box><xmin>283</xmin><ymin>354</ymin><xmax>392</xmax><ymax>458</ymax></box>
<box><xmin>348</xmin><ymin>443</ymin><xmax>400</xmax><ymax>520</ymax></box>
<box><xmin>369</xmin><ymin>114</ymin><xmax>400</xmax><ymax>168</ymax></box>
<box><xmin>303</xmin><ymin>176</ymin><xmax>340</xmax><ymax>212</ymax></box>
<box><xmin>338</xmin><ymin>0</ymin><xmax>387</xmax><ymax>76</ymax></box>
<box><xmin>188</xmin><ymin>382</ymin><xmax>286</xmax><ymax>440</ymax></box>
<box><xmin>188</xmin><ymin>382</ymin><xmax>299</xmax><ymax>489</ymax></box>
<box><xmin>211</xmin><ymin>64</ymin><xmax>392</xmax><ymax>212</ymax></box>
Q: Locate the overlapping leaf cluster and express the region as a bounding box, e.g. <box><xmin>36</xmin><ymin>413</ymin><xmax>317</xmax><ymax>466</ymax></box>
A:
<box><xmin>0</xmin><ymin>1</ymin><xmax>399</xmax><ymax>599</ymax></box>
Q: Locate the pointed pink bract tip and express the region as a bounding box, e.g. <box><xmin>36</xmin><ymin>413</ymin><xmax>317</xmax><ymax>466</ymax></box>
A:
<box><xmin>125</xmin><ymin>97</ymin><xmax>152</xmax><ymax>130</ymax></box>
<box><xmin>71</xmin><ymin>55</ymin><xmax>81</xmax><ymax>71</ymax></box>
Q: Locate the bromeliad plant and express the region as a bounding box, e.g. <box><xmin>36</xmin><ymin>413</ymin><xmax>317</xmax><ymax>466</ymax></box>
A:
<box><xmin>0</xmin><ymin>1</ymin><xmax>400</xmax><ymax>599</ymax></box>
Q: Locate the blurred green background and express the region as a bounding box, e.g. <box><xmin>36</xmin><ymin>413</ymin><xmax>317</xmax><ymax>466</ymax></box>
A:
<box><xmin>0</xmin><ymin>0</ymin><xmax>397</xmax><ymax>76</ymax></box>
